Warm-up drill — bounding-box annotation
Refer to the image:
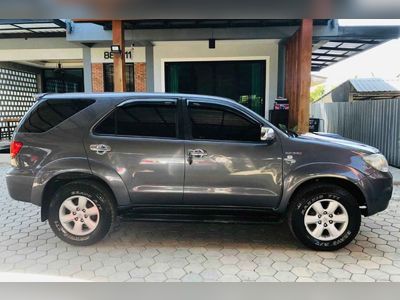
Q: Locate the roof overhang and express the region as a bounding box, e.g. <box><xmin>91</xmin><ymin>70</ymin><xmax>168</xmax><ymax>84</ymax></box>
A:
<box><xmin>71</xmin><ymin>19</ymin><xmax>400</xmax><ymax>71</ymax></box>
<box><xmin>0</xmin><ymin>19</ymin><xmax>66</xmax><ymax>39</ymax></box>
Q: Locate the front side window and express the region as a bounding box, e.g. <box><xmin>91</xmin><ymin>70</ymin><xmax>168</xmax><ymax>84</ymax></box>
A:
<box><xmin>188</xmin><ymin>103</ymin><xmax>260</xmax><ymax>142</ymax></box>
<box><xmin>94</xmin><ymin>102</ymin><xmax>177</xmax><ymax>138</ymax></box>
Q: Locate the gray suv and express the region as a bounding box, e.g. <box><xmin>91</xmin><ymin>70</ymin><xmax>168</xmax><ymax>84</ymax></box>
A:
<box><xmin>6</xmin><ymin>93</ymin><xmax>393</xmax><ymax>250</ymax></box>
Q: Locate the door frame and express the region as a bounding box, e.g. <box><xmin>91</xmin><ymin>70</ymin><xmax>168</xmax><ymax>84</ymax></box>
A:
<box><xmin>160</xmin><ymin>56</ymin><xmax>270</xmax><ymax>117</ymax></box>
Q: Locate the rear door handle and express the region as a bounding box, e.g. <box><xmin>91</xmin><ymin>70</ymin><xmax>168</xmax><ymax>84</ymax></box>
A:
<box><xmin>188</xmin><ymin>149</ymin><xmax>208</xmax><ymax>158</ymax></box>
<box><xmin>90</xmin><ymin>144</ymin><xmax>111</xmax><ymax>155</ymax></box>
<box><xmin>187</xmin><ymin>149</ymin><xmax>208</xmax><ymax>165</ymax></box>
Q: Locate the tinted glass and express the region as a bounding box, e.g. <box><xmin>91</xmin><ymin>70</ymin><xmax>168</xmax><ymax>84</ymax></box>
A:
<box><xmin>188</xmin><ymin>103</ymin><xmax>260</xmax><ymax>142</ymax></box>
<box><xmin>20</xmin><ymin>99</ymin><xmax>95</xmax><ymax>133</ymax></box>
<box><xmin>94</xmin><ymin>103</ymin><xmax>177</xmax><ymax>138</ymax></box>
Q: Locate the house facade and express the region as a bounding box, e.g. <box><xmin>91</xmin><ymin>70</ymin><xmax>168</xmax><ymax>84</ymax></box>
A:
<box><xmin>0</xmin><ymin>19</ymin><xmax>399</xmax><ymax>137</ymax></box>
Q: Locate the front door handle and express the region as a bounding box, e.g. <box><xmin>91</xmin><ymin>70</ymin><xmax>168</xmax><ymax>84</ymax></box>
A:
<box><xmin>90</xmin><ymin>144</ymin><xmax>111</xmax><ymax>155</ymax></box>
<box><xmin>187</xmin><ymin>149</ymin><xmax>208</xmax><ymax>165</ymax></box>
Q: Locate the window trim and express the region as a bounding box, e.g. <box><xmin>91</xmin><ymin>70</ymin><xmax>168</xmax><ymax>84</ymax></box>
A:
<box><xmin>184</xmin><ymin>99</ymin><xmax>264</xmax><ymax>144</ymax></box>
<box><xmin>92</xmin><ymin>98</ymin><xmax>181</xmax><ymax>140</ymax></box>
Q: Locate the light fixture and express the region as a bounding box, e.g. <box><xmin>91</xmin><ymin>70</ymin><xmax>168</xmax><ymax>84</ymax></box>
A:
<box><xmin>110</xmin><ymin>44</ymin><xmax>122</xmax><ymax>54</ymax></box>
<box><xmin>209</xmin><ymin>38</ymin><xmax>216</xmax><ymax>49</ymax></box>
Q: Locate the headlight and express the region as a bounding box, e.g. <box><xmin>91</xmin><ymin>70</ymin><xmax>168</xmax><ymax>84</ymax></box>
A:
<box><xmin>363</xmin><ymin>153</ymin><xmax>389</xmax><ymax>172</ymax></box>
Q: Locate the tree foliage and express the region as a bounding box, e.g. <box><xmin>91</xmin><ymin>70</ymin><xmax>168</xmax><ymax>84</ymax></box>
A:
<box><xmin>310</xmin><ymin>85</ymin><xmax>325</xmax><ymax>102</ymax></box>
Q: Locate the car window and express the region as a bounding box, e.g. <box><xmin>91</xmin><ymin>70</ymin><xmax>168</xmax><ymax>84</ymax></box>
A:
<box><xmin>94</xmin><ymin>102</ymin><xmax>177</xmax><ymax>138</ymax></box>
<box><xmin>188</xmin><ymin>102</ymin><xmax>261</xmax><ymax>142</ymax></box>
<box><xmin>20</xmin><ymin>99</ymin><xmax>95</xmax><ymax>133</ymax></box>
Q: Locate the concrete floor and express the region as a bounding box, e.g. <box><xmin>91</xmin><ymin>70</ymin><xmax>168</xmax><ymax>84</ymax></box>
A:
<box><xmin>1</xmin><ymin>159</ymin><xmax>400</xmax><ymax>282</ymax></box>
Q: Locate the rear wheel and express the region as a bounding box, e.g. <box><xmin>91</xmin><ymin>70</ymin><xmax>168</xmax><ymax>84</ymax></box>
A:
<box><xmin>48</xmin><ymin>180</ymin><xmax>116</xmax><ymax>246</ymax></box>
<box><xmin>288</xmin><ymin>183</ymin><xmax>361</xmax><ymax>251</ymax></box>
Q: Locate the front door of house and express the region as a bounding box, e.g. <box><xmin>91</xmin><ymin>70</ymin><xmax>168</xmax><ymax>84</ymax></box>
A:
<box><xmin>165</xmin><ymin>60</ymin><xmax>266</xmax><ymax>117</ymax></box>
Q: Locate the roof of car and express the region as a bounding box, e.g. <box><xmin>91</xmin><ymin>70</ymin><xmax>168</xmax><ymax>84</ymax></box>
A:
<box><xmin>40</xmin><ymin>92</ymin><xmax>237</xmax><ymax>105</ymax></box>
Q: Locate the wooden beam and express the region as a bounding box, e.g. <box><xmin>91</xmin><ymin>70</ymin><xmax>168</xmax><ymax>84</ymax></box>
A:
<box><xmin>297</xmin><ymin>19</ymin><xmax>313</xmax><ymax>133</ymax></box>
<box><xmin>112</xmin><ymin>20</ymin><xmax>126</xmax><ymax>92</ymax></box>
<box><xmin>286</xmin><ymin>19</ymin><xmax>313</xmax><ymax>133</ymax></box>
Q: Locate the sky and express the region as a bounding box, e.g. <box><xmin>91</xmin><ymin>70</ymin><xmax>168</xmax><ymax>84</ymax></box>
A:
<box><xmin>313</xmin><ymin>19</ymin><xmax>400</xmax><ymax>89</ymax></box>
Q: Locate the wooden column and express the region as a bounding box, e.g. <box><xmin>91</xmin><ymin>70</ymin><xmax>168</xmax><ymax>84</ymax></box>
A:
<box><xmin>112</xmin><ymin>20</ymin><xmax>126</xmax><ymax>92</ymax></box>
<box><xmin>285</xmin><ymin>19</ymin><xmax>313</xmax><ymax>133</ymax></box>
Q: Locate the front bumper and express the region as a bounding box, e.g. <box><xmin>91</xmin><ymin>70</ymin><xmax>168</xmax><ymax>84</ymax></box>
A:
<box><xmin>6</xmin><ymin>168</ymin><xmax>34</xmax><ymax>204</ymax></box>
<box><xmin>360</xmin><ymin>170</ymin><xmax>393</xmax><ymax>216</ymax></box>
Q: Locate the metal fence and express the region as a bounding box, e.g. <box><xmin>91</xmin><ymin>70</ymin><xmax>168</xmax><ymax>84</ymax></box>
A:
<box><xmin>311</xmin><ymin>99</ymin><xmax>400</xmax><ymax>167</ymax></box>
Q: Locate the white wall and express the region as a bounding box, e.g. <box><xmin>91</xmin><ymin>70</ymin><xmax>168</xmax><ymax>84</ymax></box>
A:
<box><xmin>152</xmin><ymin>39</ymin><xmax>279</xmax><ymax>114</ymax></box>
<box><xmin>0</xmin><ymin>38</ymin><xmax>83</xmax><ymax>65</ymax></box>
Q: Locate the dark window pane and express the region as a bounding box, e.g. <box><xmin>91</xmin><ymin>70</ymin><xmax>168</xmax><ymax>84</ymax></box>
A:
<box><xmin>94</xmin><ymin>103</ymin><xmax>177</xmax><ymax>138</ymax></box>
<box><xmin>20</xmin><ymin>99</ymin><xmax>95</xmax><ymax>133</ymax></box>
<box><xmin>43</xmin><ymin>68</ymin><xmax>84</xmax><ymax>93</ymax></box>
<box><xmin>189</xmin><ymin>104</ymin><xmax>260</xmax><ymax>142</ymax></box>
<box><xmin>104</xmin><ymin>64</ymin><xmax>134</xmax><ymax>92</ymax></box>
<box><xmin>165</xmin><ymin>60</ymin><xmax>265</xmax><ymax>116</ymax></box>
<box><xmin>94</xmin><ymin>111</ymin><xmax>115</xmax><ymax>135</ymax></box>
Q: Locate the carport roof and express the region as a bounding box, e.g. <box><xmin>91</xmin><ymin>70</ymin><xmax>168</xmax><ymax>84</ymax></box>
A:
<box><xmin>0</xmin><ymin>19</ymin><xmax>66</xmax><ymax>39</ymax></box>
<box><xmin>311</xmin><ymin>39</ymin><xmax>388</xmax><ymax>71</ymax></box>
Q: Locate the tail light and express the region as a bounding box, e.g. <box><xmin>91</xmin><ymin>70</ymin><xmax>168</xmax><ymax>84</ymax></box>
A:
<box><xmin>10</xmin><ymin>141</ymin><xmax>23</xmax><ymax>159</ymax></box>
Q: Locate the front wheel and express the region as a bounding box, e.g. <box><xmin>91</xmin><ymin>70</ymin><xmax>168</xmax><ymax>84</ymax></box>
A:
<box><xmin>288</xmin><ymin>183</ymin><xmax>361</xmax><ymax>251</ymax></box>
<box><xmin>48</xmin><ymin>180</ymin><xmax>116</xmax><ymax>246</ymax></box>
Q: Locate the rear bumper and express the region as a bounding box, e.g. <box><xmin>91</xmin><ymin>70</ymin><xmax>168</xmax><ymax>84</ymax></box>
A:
<box><xmin>6</xmin><ymin>168</ymin><xmax>35</xmax><ymax>204</ymax></box>
<box><xmin>361</xmin><ymin>170</ymin><xmax>393</xmax><ymax>216</ymax></box>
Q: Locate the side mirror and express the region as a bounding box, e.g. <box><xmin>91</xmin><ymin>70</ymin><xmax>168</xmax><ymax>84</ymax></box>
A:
<box><xmin>261</xmin><ymin>126</ymin><xmax>275</xmax><ymax>141</ymax></box>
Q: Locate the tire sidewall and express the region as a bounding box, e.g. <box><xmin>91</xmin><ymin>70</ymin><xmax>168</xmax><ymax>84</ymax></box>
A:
<box><xmin>48</xmin><ymin>182</ymin><xmax>113</xmax><ymax>246</ymax></box>
<box><xmin>290</xmin><ymin>187</ymin><xmax>361</xmax><ymax>251</ymax></box>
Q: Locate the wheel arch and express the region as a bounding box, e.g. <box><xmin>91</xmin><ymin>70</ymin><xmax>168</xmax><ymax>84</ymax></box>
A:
<box><xmin>285</xmin><ymin>177</ymin><xmax>367</xmax><ymax>216</ymax></box>
<box><xmin>40</xmin><ymin>172</ymin><xmax>118</xmax><ymax>221</ymax></box>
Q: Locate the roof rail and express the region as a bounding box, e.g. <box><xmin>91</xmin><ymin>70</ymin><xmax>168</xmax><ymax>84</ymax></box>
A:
<box><xmin>35</xmin><ymin>93</ymin><xmax>51</xmax><ymax>101</ymax></box>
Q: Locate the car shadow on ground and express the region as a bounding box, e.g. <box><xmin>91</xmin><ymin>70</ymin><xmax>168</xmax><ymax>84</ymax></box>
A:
<box><xmin>96</xmin><ymin>219</ymin><xmax>303</xmax><ymax>251</ymax></box>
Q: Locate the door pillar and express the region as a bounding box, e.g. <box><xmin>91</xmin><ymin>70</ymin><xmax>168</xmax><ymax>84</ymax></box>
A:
<box><xmin>112</xmin><ymin>20</ymin><xmax>126</xmax><ymax>92</ymax></box>
<box><xmin>285</xmin><ymin>19</ymin><xmax>313</xmax><ymax>133</ymax></box>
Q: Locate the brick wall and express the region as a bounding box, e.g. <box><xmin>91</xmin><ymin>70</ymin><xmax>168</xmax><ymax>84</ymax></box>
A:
<box><xmin>134</xmin><ymin>63</ymin><xmax>146</xmax><ymax>92</ymax></box>
<box><xmin>91</xmin><ymin>63</ymin><xmax>147</xmax><ymax>92</ymax></box>
<box><xmin>91</xmin><ymin>63</ymin><xmax>104</xmax><ymax>92</ymax></box>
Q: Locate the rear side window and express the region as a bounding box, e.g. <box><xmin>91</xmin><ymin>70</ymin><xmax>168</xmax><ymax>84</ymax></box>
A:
<box><xmin>94</xmin><ymin>102</ymin><xmax>177</xmax><ymax>138</ymax></box>
<box><xmin>188</xmin><ymin>103</ymin><xmax>260</xmax><ymax>142</ymax></box>
<box><xmin>20</xmin><ymin>99</ymin><xmax>95</xmax><ymax>133</ymax></box>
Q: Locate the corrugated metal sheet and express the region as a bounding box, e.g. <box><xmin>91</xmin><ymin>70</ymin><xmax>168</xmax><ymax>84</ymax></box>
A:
<box><xmin>311</xmin><ymin>99</ymin><xmax>400</xmax><ymax>167</ymax></box>
<box><xmin>349</xmin><ymin>78</ymin><xmax>400</xmax><ymax>92</ymax></box>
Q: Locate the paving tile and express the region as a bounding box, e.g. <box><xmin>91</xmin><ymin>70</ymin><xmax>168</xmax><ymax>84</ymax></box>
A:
<box><xmin>274</xmin><ymin>271</ymin><xmax>297</xmax><ymax>282</ymax></box>
<box><xmin>129</xmin><ymin>267</ymin><xmax>150</xmax><ymax>278</ymax></box>
<box><xmin>165</xmin><ymin>268</ymin><xmax>186</xmax><ymax>279</ymax></box>
<box><xmin>184</xmin><ymin>263</ymin><xmax>204</xmax><ymax>274</ymax></box>
<box><xmin>201</xmin><ymin>269</ymin><xmax>222</xmax><ymax>281</ymax></box>
<box><xmin>291</xmin><ymin>267</ymin><xmax>313</xmax><ymax>277</ymax></box>
<box><xmin>237</xmin><ymin>270</ymin><xmax>259</xmax><ymax>281</ymax></box>
<box><xmin>94</xmin><ymin>266</ymin><xmax>116</xmax><ymax>277</ymax></box>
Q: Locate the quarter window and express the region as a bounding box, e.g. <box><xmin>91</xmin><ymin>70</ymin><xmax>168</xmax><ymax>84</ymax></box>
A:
<box><xmin>188</xmin><ymin>103</ymin><xmax>260</xmax><ymax>142</ymax></box>
<box><xmin>20</xmin><ymin>99</ymin><xmax>95</xmax><ymax>133</ymax></box>
<box><xmin>94</xmin><ymin>102</ymin><xmax>177</xmax><ymax>138</ymax></box>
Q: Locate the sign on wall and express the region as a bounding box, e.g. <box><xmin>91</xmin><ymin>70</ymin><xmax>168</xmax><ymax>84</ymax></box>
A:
<box><xmin>103</xmin><ymin>51</ymin><xmax>133</xmax><ymax>60</ymax></box>
<box><xmin>91</xmin><ymin>47</ymin><xmax>145</xmax><ymax>63</ymax></box>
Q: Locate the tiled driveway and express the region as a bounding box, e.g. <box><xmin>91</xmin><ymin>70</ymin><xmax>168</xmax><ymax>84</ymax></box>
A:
<box><xmin>1</xmin><ymin>164</ymin><xmax>400</xmax><ymax>282</ymax></box>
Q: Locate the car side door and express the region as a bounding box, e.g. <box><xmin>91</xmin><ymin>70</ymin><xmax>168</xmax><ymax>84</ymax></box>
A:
<box><xmin>85</xmin><ymin>98</ymin><xmax>185</xmax><ymax>205</ymax></box>
<box><xmin>182</xmin><ymin>99</ymin><xmax>283</xmax><ymax>208</ymax></box>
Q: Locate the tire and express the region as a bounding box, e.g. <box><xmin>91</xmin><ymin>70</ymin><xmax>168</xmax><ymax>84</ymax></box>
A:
<box><xmin>48</xmin><ymin>180</ymin><xmax>116</xmax><ymax>246</ymax></box>
<box><xmin>288</xmin><ymin>183</ymin><xmax>361</xmax><ymax>251</ymax></box>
